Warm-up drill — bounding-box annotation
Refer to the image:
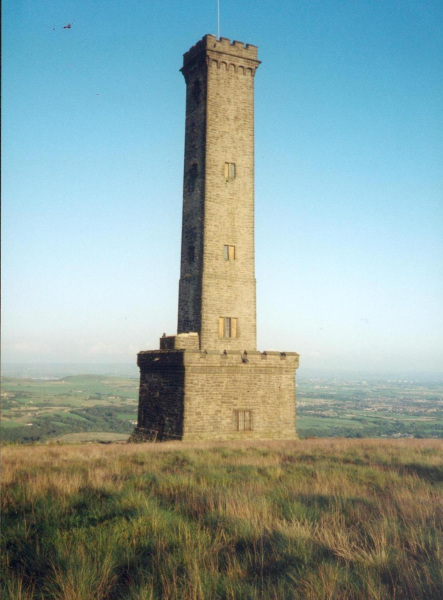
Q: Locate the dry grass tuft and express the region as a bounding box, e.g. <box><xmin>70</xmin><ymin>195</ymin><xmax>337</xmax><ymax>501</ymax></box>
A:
<box><xmin>2</xmin><ymin>438</ymin><xmax>442</xmax><ymax>599</ymax></box>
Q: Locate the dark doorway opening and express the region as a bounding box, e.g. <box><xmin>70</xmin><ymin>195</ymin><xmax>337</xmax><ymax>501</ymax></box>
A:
<box><xmin>156</xmin><ymin>415</ymin><xmax>165</xmax><ymax>442</ymax></box>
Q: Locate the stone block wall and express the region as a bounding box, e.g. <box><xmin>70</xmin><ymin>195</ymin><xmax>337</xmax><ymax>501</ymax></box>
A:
<box><xmin>160</xmin><ymin>333</ymin><xmax>199</xmax><ymax>350</ymax></box>
<box><xmin>177</xmin><ymin>38</ymin><xmax>207</xmax><ymax>335</ymax></box>
<box><xmin>133</xmin><ymin>349</ymin><xmax>299</xmax><ymax>442</ymax></box>
<box><xmin>178</xmin><ymin>35</ymin><xmax>261</xmax><ymax>351</ymax></box>
<box><xmin>134</xmin><ymin>351</ymin><xmax>185</xmax><ymax>441</ymax></box>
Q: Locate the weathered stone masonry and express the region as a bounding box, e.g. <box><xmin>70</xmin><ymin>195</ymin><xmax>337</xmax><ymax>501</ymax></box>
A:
<box><xmin>132</xmin><ymin>35</ymin><xmax>299</xmax><ymax>442</ymax></box>
<box><xmin>178</xmin><ymin>35</ymin><xmax>259</xmax><ymax>350</ymax></box>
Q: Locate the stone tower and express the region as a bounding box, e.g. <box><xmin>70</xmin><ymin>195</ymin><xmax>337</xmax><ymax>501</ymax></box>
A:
<box><xmin>132</xmin><ymin>35</ymin><xmax>299</xmax><ymax>442</ymax></box>
<box><xmin>178</xmin><ymin>36</ymin><xmax>258</xmax><ymax>351</ymax></box>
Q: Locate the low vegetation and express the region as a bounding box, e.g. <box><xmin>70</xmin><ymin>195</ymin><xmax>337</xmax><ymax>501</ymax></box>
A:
<box><xmin>1</xmin><ymin>375</ymin><xmax>139</xmax><ymax>444</ymax></box>
<box><xmin>2</xmin><ymin>439</ymin><xmax>442</xmax><ymax>599</ymax></box>
<box><xmin>2</xmin><ymin>374</ymin><xmax>442</xmax><ymax>443</ymax></box>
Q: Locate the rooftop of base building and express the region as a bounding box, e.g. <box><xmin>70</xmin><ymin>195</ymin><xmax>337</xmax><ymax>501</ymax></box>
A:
<box><xmin>183</xmin><ymin>34</ymin><xmax>259</xmax><ymax>66</ymax></box>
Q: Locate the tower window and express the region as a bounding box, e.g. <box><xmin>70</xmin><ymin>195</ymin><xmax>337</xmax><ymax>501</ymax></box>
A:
<box><xmin>224</xmin><ymin>245</ymin><xmax>235</xmax><ymax>260</ymax></box>
<box><xmin>187</xmin><ymin>163</ymin><xmax>198</xmax><ymax>193</ymax></box>
<box><xmin>234</xmin><ymin>410</ymin><xmax>252</xmax><ymax>431</ymax></box>
<box><xmin>219</xmin><ymin>317</ymin><xmax>237</xmax><ymax>338</ymax></box>
<box><xmin>224</xmin><ymin>162</ymin><xmax>236</xmax><ymax>180</ymax></box>
<box><xmin>192</xmin><ymin>79</ymin><xmax>201</xmax><ymax>103</ymax></box>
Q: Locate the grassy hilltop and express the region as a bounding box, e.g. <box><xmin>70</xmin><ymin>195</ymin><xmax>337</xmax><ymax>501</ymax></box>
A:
<box><xmin>2</xmin><ymin>439</ymin><xmax>443</xmax><ymax>600</ymax></box>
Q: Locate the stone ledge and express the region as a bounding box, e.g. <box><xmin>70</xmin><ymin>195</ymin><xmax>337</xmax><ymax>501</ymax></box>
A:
<box><xmin>137</xmin><ymin>348</ymin><xmax>299</xmax><ymax>369</ymax></box>
<box><xmin>182</xmin><ymin>433</ymin><xmax>298</xmax><ymax>442</ymax></box>
<box><xmin>160</xmin><ymin>332</ymin><xmax>199</xmax><ymax>350</ymax></box>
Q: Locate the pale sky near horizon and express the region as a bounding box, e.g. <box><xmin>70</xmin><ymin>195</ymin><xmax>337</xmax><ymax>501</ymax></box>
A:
<box><xmin>2</xmin><ymin>0</ymin><xmax>443</xmax><ymax>374</ymax></box>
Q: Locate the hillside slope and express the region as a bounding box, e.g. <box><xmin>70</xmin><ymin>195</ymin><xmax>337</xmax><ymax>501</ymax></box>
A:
<box><xmin>2</xmin><ymin>439</ymin><xmax>442</xmax><ymax>599</ymax></box>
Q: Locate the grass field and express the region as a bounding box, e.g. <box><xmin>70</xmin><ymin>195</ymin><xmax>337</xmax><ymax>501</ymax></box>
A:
<box><xmin>53</xmin><ymin>432</ymin><xmax>130</xmax><ymax>443</ymax></box>
<box><xmin>2</xmin><ymin>439</ymin><xmax>442</xmax><ymax>599</ymax></box>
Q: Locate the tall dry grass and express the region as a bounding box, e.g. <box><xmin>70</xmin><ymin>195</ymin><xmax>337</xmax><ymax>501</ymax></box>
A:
<box><xmin>2</xmin><ymin>439</ymin><xmax>442</xmax><ymax>599</ymax></box>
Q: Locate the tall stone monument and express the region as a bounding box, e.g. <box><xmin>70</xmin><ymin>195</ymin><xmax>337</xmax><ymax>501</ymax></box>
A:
<box><xmin>132</xmin><ymin>34</ymin><xmax>299</xmax><ymax>442</ymax></box>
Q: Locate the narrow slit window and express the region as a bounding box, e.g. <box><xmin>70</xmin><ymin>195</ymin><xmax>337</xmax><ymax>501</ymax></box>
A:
<box><xmin>219</xmin><ymin>317</ymin><xmax>237</xmax><ymax>338</ymax></box>
<box><xmin>224</xmin><ymin>162</ymin><xmax>236</xmax><ymax>180</ymax></box>
<box><xmin>224</xmin><ymin>317</ymin><xmax>230</xmax><ymax>338</ymax></box>
<box><xmin>224</xmin><ymin>245</ymin><xmax>235</xmax><ymax>260</ymax></box>
<box><xmin>234</xmin><ymin>410</ymin><xmax>252</xmax><ymax>431</ymax></box>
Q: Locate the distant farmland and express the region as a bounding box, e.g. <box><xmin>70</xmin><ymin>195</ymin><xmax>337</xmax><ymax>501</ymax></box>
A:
<box><xmin>1</xmin><ymin>374</ymin><xmax>442</xmax><ymax>443</ymax></box>
<box><xmin>1</xmin><ymin>375</ymin><xmax>139</xmax><ymax>443</ymax></box>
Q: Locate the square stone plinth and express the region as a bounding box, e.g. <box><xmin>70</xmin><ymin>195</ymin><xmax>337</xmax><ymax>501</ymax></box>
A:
<box><xmin>131</xmin><ymin>349</ymin><xmax>299</xmax><ymax>442</ymax></box>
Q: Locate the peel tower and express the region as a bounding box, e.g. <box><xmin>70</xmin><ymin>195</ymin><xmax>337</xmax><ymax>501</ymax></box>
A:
<box><xmin>132</xmin><ymin>35</ymin><xmax>299</xmax><ymax>442</ymax></box>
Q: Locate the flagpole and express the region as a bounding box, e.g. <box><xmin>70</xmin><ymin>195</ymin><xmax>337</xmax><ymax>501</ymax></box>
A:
<box><xmin>217</xmin><ymin>0</ymin><xmax>220</xmax><ymax>40</ymax></box>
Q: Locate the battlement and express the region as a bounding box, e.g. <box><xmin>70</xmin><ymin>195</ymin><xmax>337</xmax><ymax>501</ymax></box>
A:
<box><xmin>138</xmin><ymin>348</ymin><xmax>299</xmax><ymax>370</ymax></box>
<box><xmin>183</xmin><ymin>34</ymin><xmax>259</xmax><ymax>68</ymax></box>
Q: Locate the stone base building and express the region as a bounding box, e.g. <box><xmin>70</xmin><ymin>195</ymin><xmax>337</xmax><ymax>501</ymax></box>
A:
<box><xmin>133</xmin><ymin>336</ymin><xmax>299</xmax><ymax>442</ymax></box>
<box><xmin>132</xmin><ymin>35</ymin><xmax>299</xmax><ymax>442</ymax></box>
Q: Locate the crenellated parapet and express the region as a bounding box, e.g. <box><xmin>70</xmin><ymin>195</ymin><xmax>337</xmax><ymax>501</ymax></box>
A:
<box><xmin>181</xmin><ymin>33</ymin><xmax>260</xmax><ymax>81</ymax></box>
<box><xmin>183</xmin><ymin>34</ymin><xmax>259</xmax><ymax>63</ymax></box>
<box><xmin>138</xmin><ymin>349</ymin><xmax>299</xmax><ymax>370</ymax></box>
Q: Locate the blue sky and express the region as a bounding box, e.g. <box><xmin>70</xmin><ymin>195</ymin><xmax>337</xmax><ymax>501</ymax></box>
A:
<box><xmin>2</xmin><ymin>0</ymin><xmax>442</xmax><ymax>373</ymax></box>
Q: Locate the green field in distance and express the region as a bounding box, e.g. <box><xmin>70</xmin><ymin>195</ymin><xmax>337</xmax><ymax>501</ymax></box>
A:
<box><xmin>2</xmin><ymin>372</ymin><xmax>442</xmax><ymax>443</ymax></box>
